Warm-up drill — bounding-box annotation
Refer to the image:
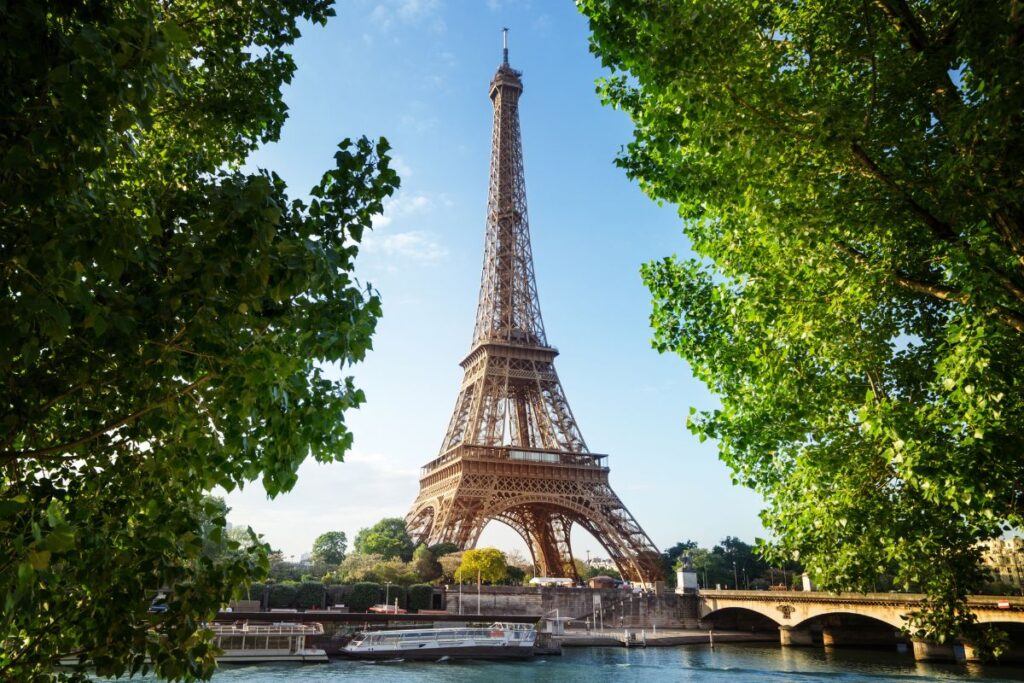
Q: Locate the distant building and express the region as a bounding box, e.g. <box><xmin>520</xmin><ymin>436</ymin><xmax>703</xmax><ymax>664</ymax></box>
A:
<box><xmin>586</xmin><ymin>557</ymin><xmax>617</xmax><ymax>571</ymax></box>
<box><xmin>980</xmin><ymin>538</ymin><xmax>1024</xmax><ymax>588</ymax></box>
<box><xmin>299</xmin><ymin>552</ymin><xmax>313</xmax><ymax>566</ymax></box>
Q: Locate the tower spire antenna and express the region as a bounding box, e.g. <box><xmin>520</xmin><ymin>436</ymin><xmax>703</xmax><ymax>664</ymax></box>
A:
<box><xmin>502</xmin><ymin>27</ymin><xmax>509</xmax><ymax>66</ymax></box>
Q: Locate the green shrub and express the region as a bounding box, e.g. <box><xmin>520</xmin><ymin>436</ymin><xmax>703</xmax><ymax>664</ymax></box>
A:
<box><xmin>408</xmin><ymin>584</ymin><xmax>434</xmax><ymax>612</ymax></box>
<box><xmin>384</xmin><ymin>584</ymin><xmax>407</xmax><ymax>610</ymax></box>
<box><xmin>326</xmin><ymin>584</ymin><xmax>351</xmax><ymax>607</ymax></box>
<box><xmin>247</xmin><ymin>583</ymin><xmax>268</xmax><ymax>607</ymax></box>
<box><xmin>350</xmin><ymin>582</ymin><xmax>381</xmax><ymax>612</ymax></box>
<box><xmin>268</xmin><ymin>583</ymin><xmax>298</xmax><ymax>609</ymax></box>
<box><xmin>295</xmin><ymin>581</ymin><xmax>325</xmax><ymax>609</ymax></box>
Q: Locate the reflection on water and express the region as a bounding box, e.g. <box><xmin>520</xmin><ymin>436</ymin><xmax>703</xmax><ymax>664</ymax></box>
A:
<box><xmin>100</xmin><ymin>644</ymin><xmax>1024</xmax><ymax>682</ymax></box>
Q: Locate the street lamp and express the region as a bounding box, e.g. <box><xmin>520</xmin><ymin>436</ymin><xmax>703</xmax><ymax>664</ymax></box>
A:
<box><xmin>742</xmin><ymin>567</ymin><xmax>748</xmax><ymax>590</ymax></box>
<box><xmin>384</xmin><ymin>581</ymin><xmax>392</xmax><ymax>613</ymax></box>
<box><xmin>732</xmin><ymin>561</ymin><xmax>738</xmax><ymax>590</ymax></box>
<box><xmin>456</xmin><ymin>568</ymin><xmax>463</xmax><ymax>615</ymax></box>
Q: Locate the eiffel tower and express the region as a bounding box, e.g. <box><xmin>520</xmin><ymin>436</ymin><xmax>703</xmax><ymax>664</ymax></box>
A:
<box><xmin>405</xmin><ymin>32</ymin><xmax>663</xmax><ymax>585</ymax></box>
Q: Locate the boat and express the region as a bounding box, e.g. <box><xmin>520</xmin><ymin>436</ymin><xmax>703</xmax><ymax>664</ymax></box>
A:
<box><xmin>367</xmin><ymin>604</ymin><xmax>407</xmax><ymax>614</ymax></box>
<box><xmin>343</xmin><ymin>621</ymin><xmax>536</xmax><ymax>661</ymax></box>
<box><xmin>210</xmin><ymin>621</ymin><xmax>328</xmax><ymax>663</ymax></box>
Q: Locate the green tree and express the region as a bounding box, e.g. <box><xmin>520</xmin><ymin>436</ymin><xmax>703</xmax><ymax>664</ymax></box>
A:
<box><xmin>438</xmin><ymin>551</ymin><xmax>465</xmax><ymax>583</ymax></box>
<box><xmin>338</xmin><ymin>553</ymin><xmax>387</xmax><ymax>584</ymax></box>
<box><xmin>337</xmin><ymin>553</ymin><xmax>417</xmax><ymax>585</ymax></box>
<box><xmin>661</xmin><ymin>539</ymin><xmax>698</xmax><ymax>588</ymax></box>
<box><xmin>574</xmin><ymin>560</ymin><xmax>621</xmax><ymax>582</ymax></box>
<box><xmin>0</xmin><ymin>0</ymin><xmax>397</xmax><ymax>679</ymax></box>
<box><xmin>712</xmin><ymin>537</ymin><xmax>769</xmax><ymax>588</ymax></box>
<box><xmin>581</xmin><ymin>0</ymin><xmax>1023</xmax><ymax>647</ymax></box>
<box><xmin>311</xmin><ymin>531</ymin><xmax>348</xmax><ymax>566</ymax></box>
<box><xmin>411</xmin><ymin>544</ymin><xmax>442</xmax><ymax>582</ymax></box>
<box><xmin>354</xmin><ymin>518</ymin><xmax>415</xmax><ymax>561</ymax></box>
<box><xmin>458</xmin><ymin>548</ymin><xmax>509</xmax><ymax>585</ymax></box>
<box><xmin>687</xmin><ymin>548</ymin><xmax>730</xmax><ymax>590</ymax></box>
<box><xmin>429</xmin><ymin>542</ymin><xmax>460</xmax><ymax>557</ymax></box>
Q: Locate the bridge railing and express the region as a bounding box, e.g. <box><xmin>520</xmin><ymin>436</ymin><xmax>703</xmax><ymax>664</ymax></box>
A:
<box><xmin>699</xmin><ymin>589</ymin><xmax>1024</xmax><ymax>608</ymax></box>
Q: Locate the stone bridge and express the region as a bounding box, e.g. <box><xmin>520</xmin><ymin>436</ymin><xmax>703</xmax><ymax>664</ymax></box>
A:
<box><xmin>699</xmin><ymin>590</ymin><xmax>1024</xmax><ymax>661</ymax></box>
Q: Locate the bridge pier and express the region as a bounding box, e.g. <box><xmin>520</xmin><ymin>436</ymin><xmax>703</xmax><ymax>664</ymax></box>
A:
<box><xmin>778</xmin><ymin>626</ymin><xmax>815</xmax><ymax>647</ymax></box>
<box><xmin>961</xmin><ymin>641</ymin><xmax>982</xmax><ymax>662</ymax></box>
<box><xmin>961</xmin><ymin>640</ymin><xmax>1024</xmax><ymax>664</ymax></box>
<box><xmin>911</xmin><ymin>638</ymin><xmax>956</xmax><ymax>662</ymax></box>
<box><xmin>822</xmin><ymin>625</ymin><xmax>900</xmax><ymax>648</ymax></box>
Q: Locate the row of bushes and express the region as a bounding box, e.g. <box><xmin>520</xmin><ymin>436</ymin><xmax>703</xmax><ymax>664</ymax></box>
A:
<box><xmin>245</xmin><ymin>582</ymin><xmax>436</xmax><ymax>611</ymax></box>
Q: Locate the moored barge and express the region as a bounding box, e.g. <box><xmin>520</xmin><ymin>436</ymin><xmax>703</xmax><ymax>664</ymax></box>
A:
<box><xmin>343</xmin><ymin>621</ymin><xmax>536</xmax><ymax>661</ymax></box>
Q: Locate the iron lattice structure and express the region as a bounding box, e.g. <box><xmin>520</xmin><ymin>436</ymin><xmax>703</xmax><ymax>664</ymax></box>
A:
<box><xmin>406</xmin><ymin>41</ymin><xmax>662</xmax><ymax>585</ymax></box>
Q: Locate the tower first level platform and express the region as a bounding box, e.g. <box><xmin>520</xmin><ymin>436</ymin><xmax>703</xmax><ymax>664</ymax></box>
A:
<box><xmin>407</xmin><ymin>442</ymin><xmax>662</xmax><ymax>584</ymax></box>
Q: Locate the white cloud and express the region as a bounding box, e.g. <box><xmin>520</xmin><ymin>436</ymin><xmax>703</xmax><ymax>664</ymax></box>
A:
<box><xmin>487</xmin><ymin>0</ymin><xmax>532</xmax><ymax>12</ymax></box>
<box><xmin>397</xmin><ymin>0</ymin><xmax>439</xmax><ymax>21</ymax></box>
<box><xmin>222</xmin><ymin>453</ymin><xmax>420</xmax><ymax>559</ymax></box>
<box><xmin>369</xmin><ymin>0</ymin><xmax>443</xmax><ymax>32</ymax></box>
<box><xmin>390</xmin><ymin>155</ymin><xmax>414</xmax><ymax>180</ymax></box>
<box><xmin>399</xmin><ymin>113</ymin><xmax>439</xmax><ymax>135</ymax></box>
<box><xmin>372</xmin><ymin>192</ymin><xmax>433</xmax><ymax>229</ymax></box>
<box><xmin>376</xmin><ymin>231</ymin><xmax>448</xmax><ymax>261</ymax></box>
<box><xmin>364</xmin><ymin>191</ymin><xmax>449</xmax><ymax>262</ymax></box>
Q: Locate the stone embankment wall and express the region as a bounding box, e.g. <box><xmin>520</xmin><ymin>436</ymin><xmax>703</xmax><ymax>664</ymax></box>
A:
<box><xmin>443</xmin><ymin>586</ymin><xmax>700</xmax><ymax>629</ymax></box>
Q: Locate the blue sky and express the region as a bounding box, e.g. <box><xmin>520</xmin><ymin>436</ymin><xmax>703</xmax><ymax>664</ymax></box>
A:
<box><xmin>224</xmin><ymin>0</ymin><xmax>765</xmax><ymax>563</ymax></box>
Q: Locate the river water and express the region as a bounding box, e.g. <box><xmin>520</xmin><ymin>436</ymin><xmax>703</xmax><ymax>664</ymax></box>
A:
<box><xmin>152</xmin><ymin>644</ymin><xmax>1024</xmax><ymax>682</ymax></box>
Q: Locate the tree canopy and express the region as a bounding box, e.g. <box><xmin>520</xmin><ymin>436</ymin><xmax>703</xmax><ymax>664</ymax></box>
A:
<box><xmin>311</xmin><ymin>531</ymin><xmax>348</xmax><ymax>566</ymax></box>
<box><xmin>581</xmin><ymin>0</ymin><xmax>1024</xmax><ymax>646</ymax></box>
<box><xmin>458</xmin><ymin>548</ymin><xmax>509</xmax><ymax>585</ymax></box>
<box><xmin>1</xmin><ymin>0</ymin><xmax>397</xmax><ymax>679</ymax></box>
<box><xmin>353</xmin><ymin>518</ymin><xmax>415</xmax><ymax>562</ymax></box>
<box><xmin>411</xmin><ymin>544</ymin><xmax>443</xmax><ymax>582</ymax></box>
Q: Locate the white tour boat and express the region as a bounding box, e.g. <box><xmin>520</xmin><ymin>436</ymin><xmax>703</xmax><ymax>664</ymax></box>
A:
<box><xmin>210</xmin><ymin>621</ymin><xmax>328</xmax><ymax>663</ymax></box>
<box><xmin>343</xmin><ymin>622</ymin><xmax>536</xmax><ymax>661</ymax></box>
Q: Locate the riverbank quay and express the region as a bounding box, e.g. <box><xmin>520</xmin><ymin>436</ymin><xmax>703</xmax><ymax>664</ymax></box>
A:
<box><xmin>559</xmin><ymin>627</ymin><xmax>777</xmax><ymax>648</ymax></box>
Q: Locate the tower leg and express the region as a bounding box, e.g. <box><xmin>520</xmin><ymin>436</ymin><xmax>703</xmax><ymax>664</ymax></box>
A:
<box><xmin>521</xmin><ymin>509</ymin><xmax>578</xmax><ymax>580</ymax></box>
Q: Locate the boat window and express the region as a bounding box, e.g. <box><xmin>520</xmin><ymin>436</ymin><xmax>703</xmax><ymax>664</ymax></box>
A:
<box><xmin>267</xmin><ymin>636</ymin><xmax>290</xmax><ymax>649</ymax></box>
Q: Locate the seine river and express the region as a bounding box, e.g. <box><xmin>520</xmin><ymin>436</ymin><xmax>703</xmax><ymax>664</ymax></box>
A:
<box><xmin>134</xmin><ymin>644</ymin><xmax>1024</xmax><ymax>682</ymax></box>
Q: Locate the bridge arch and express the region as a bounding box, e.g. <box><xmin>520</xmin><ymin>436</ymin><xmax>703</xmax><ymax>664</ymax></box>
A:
<box><xmin>792</xmin><ymin>610</ymin><xmax>904</xmax><ymax>630</ymax></box>
<box><xmin>702</xmin><ymin>606</ymin><xmax>782</xmax><ymax>631</ymax></box>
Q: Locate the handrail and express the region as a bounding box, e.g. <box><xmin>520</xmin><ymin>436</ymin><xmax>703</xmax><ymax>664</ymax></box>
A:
<box><xmin>420</xmin><ymin>445</ymin><xmax>608</xmax><ymax>476</ymax></box>
<box><xmin>209</xmin><ymin>622</ymin><xmax>323</xmax><ymax>635</ymax></box>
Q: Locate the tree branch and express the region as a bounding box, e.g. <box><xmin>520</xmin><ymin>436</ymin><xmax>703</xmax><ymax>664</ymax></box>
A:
<box><xmin>861</xmin><ymin>0</ymin><xmax>880</xmax><ymax>134</ymax></box>
<box><xmin>835</xmin><ymin>241</ymin><xmax>1024</xmax><ymax>335</ymax></box>
<box><xmin>0</xmin><ymin>374</ymin><xmax>216</xmax><ymax>463</ymax></box>
<box><xmin>722</xmin><ymin>83</ymin><xmax>813</xmax><ymax>140</ymax></box>
<box><xmin>873</xmin><ymin>0</ymin><xmax>930</xmax><ymax>52</ymax></box>
<box><xmin>850</xmin><ymin>142</ymin><xmax>958</xmax><ymax>242</ymax></box>
<box><xmin>872</xmin><ymin>0</ymin><xmax>965</xmax><ymax>146</ymax></box>
<box><xmin>0</xmin><ymin>385</ymin><xmax>85</xmax><ymax>452</ymax></box>
<box><xmin>995</xmin><ymin>209</ymin><xmax>1024</xmax><ymax>271</ymax></box>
